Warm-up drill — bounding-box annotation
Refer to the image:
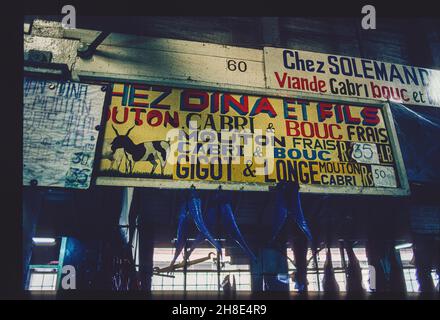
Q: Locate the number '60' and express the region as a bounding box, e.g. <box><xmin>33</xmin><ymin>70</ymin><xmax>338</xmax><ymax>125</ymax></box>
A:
<box><xmin>227</xmin><ymin>59</ymin><xmax>247</xmax><ymax>72</ymax></box>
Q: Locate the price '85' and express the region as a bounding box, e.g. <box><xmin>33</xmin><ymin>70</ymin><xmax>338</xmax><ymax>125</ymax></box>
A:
<box><xmin>353</xmin><ymin>144</ymin><xmax>373</xmax><ymax>160</ymax></box>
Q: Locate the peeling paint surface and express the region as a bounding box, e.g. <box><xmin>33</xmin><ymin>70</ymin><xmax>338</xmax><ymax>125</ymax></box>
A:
<box><xmin>31</xmin><ymin>19</ymin><xmax>65</xmax><ymax>38</ymax></box>
<box><xmin>24</xmin><ymin>35</ymin><xmax>79</xmax><ymax>70</ymax></box>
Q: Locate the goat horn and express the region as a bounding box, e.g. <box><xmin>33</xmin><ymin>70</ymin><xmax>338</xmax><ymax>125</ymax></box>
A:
<box><xmin>126</xmin><ymin>124</ymin><xmax>136</xmax><ymax>136</ymax></box>
<box><xmin>111</xmin><ymin>124</ymin><xmax>120</xmax><ymax>136</ymax></box>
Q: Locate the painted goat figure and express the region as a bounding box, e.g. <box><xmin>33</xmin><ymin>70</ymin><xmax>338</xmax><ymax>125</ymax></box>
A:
<box><xmin>110</xmin><ymin>124</ymin><xmax>170</xmax><ymax>175</ymax></box>
<box><xmin>101</xmin><ymin>142</ymin><xmax>130</xmax><ymax>172</ymax></box>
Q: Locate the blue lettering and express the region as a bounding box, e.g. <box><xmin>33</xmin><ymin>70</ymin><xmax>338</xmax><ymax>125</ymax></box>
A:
<box><xmin>389</xmin><ymin>65</ymin><xmax>404</xmax><ymax>84</ymax></box>
<box><xmin>283</xmin><ymin>50</ymin><xmax>295</xmax><ymax>70</ymax></box>
<box><xmin>328</xmin><ymin>56</ymin><xmax>340</xmax><ymax>75</ymax></box>
<box><xmin>373</xmin><ymin>61</ymin><xmax>388</xmax><ymax>81</ymax></box>
<box><xmin>361</xmin><ymin>59</ymin><xmax>374</xmax><ymax>79</ymax></box>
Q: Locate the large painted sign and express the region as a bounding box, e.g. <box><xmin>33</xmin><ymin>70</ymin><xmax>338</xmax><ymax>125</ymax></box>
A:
<box><xmin>96</xmin><ymin>83</ymin><xmax>408</xmax><ymax>195</ymax></box>
<box><xmin>264</xmin><ymin>47</ymin><xmax>440</xmax><ymax>108</ymax></box>
<box><xmin>23</xmin><ymin>77</ymin><xmax>106</xmax><ymax>189</ymax></box>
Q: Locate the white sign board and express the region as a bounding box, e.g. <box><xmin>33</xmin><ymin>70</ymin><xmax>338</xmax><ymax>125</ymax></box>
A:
<box><xmin>351</xmin><ymin>142</ymin><xmax>380</xmax><ymax>165</ymax></box>
<box><xmin>23</xmin><ymin>77</ymin><xmax>106</xmax><ymax>189</ymax></box>
<box><xmin>371</xmin><ymin>165</ymin><xmax>397</xmax><ymax>188</ymax></box>
<box><xmin>264</xmin><ymin>47</ymin><xmax>440</xmax><ymax>108</ymax></box>
<box><xmin>74</xmin><ymin>37</ymin><xmax>265</xmax><ymax>90</ymax></box>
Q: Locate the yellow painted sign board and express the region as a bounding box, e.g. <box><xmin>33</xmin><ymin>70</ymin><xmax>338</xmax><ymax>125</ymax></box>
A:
<box><xmin>96</xmin><ymin>83</ymin><xmax>408</xmax><ymax>195</ymax></box>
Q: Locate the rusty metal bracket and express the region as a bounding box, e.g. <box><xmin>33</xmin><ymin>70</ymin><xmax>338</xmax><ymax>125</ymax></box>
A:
<box><xmin>77</xmin><ymin>31</ymin><xmax>111</xmax><ymax>59</ymax></box>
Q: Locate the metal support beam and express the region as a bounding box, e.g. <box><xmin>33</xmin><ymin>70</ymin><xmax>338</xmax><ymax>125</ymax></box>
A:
<box><xmin>77</xmin><ymin>31</ymin><xmax>111</xmax><ymax>59</ymax></box>
<box><xmin>138</xmin><ymin>204</ymin><xmax>155</xmax><ymax>292</ymax></box>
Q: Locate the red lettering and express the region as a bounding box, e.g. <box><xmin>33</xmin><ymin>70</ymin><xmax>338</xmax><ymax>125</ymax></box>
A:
<box><xmin>317</xmin><ymin>103</ymin><xmax>333</xmax><ymax>122</ymax></box>
<box><xmin>286</xmin><ymin>120</ymin><xmax>300</xmax><ymax>136</ymax></box>
<box><xmin>250</xmin><ymin>98</ymin><xmax>277</xmax><ymax>117</ymax></box>
<box><xmin>181</xmin><ymin>90</ymin><xmax>209</xmax><ymax>112</ymax></box>
<box><xmin>329</xmin><ymin>124</ymin><xmax>342</xmax><ymax>140</ymax></box>
<box><xmin>343</xmin><ymin>106</ymin><xmax>361</xmax><ymax>125</ymax></box>
<box><xmin>361</xmin><ymin>107</ymin><xmax>380</xmax><ymax>126</ymax></box>
<box><xmin>146</xmin><ymin>110</ymin><xmax>163</xmax><ymax>127</ymax></box>
<box><xmin>111</xmin><ymin>106</ymin><xmax>129</xmax><ymax>124</ymax></box>
<box><xmin>274</xmin><ymin>72</ymin><xmax>288</xmax><ymax>88</ymax></box>
<box><xmin>222</xmin><ymin>94</ymin><xmax>249</xmax><ymax>115</ymax></box>
<box><xmin>286</xmin><ymin>120</ymin><xmax>342</xmax><ymax>140</ymax></box>
<box><xmin>164</xmin><ymin>111</ymin><xmax>180</xmax><ymax>128</ymax></box>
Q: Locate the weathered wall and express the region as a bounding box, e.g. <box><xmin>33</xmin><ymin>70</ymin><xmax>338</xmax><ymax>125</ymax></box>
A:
<box><xmin>26</xmin><ymin>16</ymin><xmax>440</xmax><ymax>69</ymax></box>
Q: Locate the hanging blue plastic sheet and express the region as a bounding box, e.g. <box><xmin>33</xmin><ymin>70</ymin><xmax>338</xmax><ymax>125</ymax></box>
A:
<box><xmin>188</xmin><ymin>190</ymin><xmax>221</xmax><ymax>251</ymax></box>
<box><xmin>186</xmin><ymin>201</ymin><xmax>218</xmax><ymax>257</ymax></box>
<box><xmin>272</xmin><ymin>181</ymin><xmax>313</xmax><ymax>242</ymax></box>
<box><xmin>390</xmin><ymin>102</ymin><xmax>440</xmax><ymax>183</ymax></box>
<box><xmin>219</xmin><ymin>194</ymin><xmax>257</xmax><ymax>262</ymax></box>
<box><xmin>187</xmin><ymin>191</ymin><xmax>257</xmax><ymax>262</ymax></box>
<box><xmin>170</xmin><ymin>189</ymin><xmax>221</xmax><ymax>266</ymax></box>
<box><xmin>169</xmin><ymin>202</ymin><xmax>191</xmax><ymax>266</ymax></box>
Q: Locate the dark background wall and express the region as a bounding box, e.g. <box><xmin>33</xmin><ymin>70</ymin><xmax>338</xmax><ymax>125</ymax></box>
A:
<box><xmin>24</xmin><ymin>16</ymin><xmax>440</xmax><ymax>69</ymax></box>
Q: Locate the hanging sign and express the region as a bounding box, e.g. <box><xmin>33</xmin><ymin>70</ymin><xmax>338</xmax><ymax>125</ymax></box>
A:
<box><xmin>23</xmin><ymin>77</ymin><xmax>106</xmax><ymax>189</ymax></box>
<box><xmin>96</xmin><ymin>83</ymin><xmax>408</xmax><ymax>195</ymax></box>
<box><xmin>264</xmin><ymin>47</ymin><xmax>440</xmax><ymax>108</ymax></box>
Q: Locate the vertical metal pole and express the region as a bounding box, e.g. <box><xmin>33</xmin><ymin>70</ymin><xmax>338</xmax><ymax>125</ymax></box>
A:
<box><xmin>312</xmin><ymin>247</ymin><xmax>320</xmax><ymax>292</ymax></box>
<box><xmin>339</xmin><ymin>240</ymin><xmax>348</xmax><ymax>283</ymax></box>
<box><xmin>56</xmin><ymin>237</ymin><xmax>68</xmax><ymax>290</ymax></box>
<box><xmin>216</xmin><ymin>191</ymin><xmax>222</xmax><ymax>296</ymax></box>
<box><xmin>183</xmin><ymin>242</ymin><xmax>188</xmax><ymax>298</ymax></box>
<box><xmin>217</xmin><ymin>249</ymin><xmax>221</xmax><ymax>296</ymax></box>
<box><xmin>216</xmin><ymin>203</ymin><xmax>221</xmax><ymax>296</ymax></box>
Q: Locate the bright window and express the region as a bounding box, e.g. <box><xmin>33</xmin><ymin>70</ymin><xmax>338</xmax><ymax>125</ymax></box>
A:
<box><xmin>151</xmin><ymin>247</ymin><xmax>251</xmax><ymax>291</ymax></box>
<box><xmin>399</xmin><ymin>246</ymin><xmax>439</xmax><ymax>292</ymax></box>
<box><xmin>28</xmin><ymin>267</ymin><xmax>58</xmax><ymax>291</ymax></box>
<box><xmin>287</xmin><ymin>247</ymin><xmax>370</xmax><ymax>292</ymax></box>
